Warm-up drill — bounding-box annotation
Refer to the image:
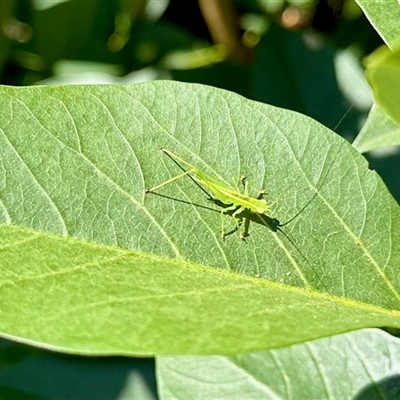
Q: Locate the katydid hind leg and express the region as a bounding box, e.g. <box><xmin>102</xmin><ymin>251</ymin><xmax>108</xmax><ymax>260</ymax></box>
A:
<box><xmin>145</xmin><ymin>169</ymin><xmax>193</xmax><ymax>193</ymax></box>
<box><xmin>147</xmin><ymin>149</ymin><xmax>212</xmax><ymax>199</ymax></box>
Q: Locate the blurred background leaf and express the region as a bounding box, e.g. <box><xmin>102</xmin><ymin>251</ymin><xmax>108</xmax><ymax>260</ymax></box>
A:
<box><xmin>0</xmin><ymin>339</ymin><xmax>157</xmax><ymax>400</ymax></box>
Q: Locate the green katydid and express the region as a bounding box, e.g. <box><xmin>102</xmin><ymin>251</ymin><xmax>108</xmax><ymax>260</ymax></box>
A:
<box><xmin>144</xmin><ymin>147</ymin><xmax>341</xmax><ymax>293</ymax></box>
<box><xmin>145</xmin><ymin>102</ymin><xmax>355</xmax><ymax>295</ymax></box>
<box><xmin>145</xmin><ymin>148</ymin><xmax>291</xmax><ymax>240</ymax></box>
<box><xmin>145</xmin><ymin>99</ymin><xmax>354</xmax><ymax>240</ymax></box>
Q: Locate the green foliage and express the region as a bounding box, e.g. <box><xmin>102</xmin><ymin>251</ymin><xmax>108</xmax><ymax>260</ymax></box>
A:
<box><xmin>353</xmin><ymin>104</ymin><xmax>400</xmax><ymax>153</ymax></box>
<box><xmin>157</xmin><ymin>329</ymin><xmax>400</xmax><ymax>400</ymax></box>
<box><xmin>356</xmin><ymin>0</ymin><xmax>400</xmax><ymax>48</ymax></box>
<box><xmin>353</xmin><ymin>40</ymin><xmax>400</xmax><ymax>153</ymax></box>
<box><xmin>366</xmin><ymin>45</ymin><xmax>400</xmax><ymax>127</ymax></box>
<box><xmin>1</xmin><ymin>1</ymin><xmax>400</xmax><ymax>399</ymax></box>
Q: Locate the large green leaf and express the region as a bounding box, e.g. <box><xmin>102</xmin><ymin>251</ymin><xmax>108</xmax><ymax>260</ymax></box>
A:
<box><xmin>0</xmin><ymin>82</ymin><xmax>400</xmax><ymax>355</ymax></box>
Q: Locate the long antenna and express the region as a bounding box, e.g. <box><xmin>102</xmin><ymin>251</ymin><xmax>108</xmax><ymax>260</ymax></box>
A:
<box><xmin>248</xmin><ymin>211</ymin><xmax>330</xmax><ymax>292</ymax></box>
<box><xmin>280</xmin><ymin>100</ymin><xmax>356</xmax><ymax>227</ymax></box>
<box><xmin>279</xmin><ymin>143</ymin><xmax>339</xmax><ymax>227</ymax></box>
<box><xmin>266</xmin><ymin>101</ymin><xmax>358</xmax><ymax>296</ymax></box>
<box><xmin>333</xmin><ymin>101</ymin><xmax>356</xmax><ymax>132</ymax></box>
